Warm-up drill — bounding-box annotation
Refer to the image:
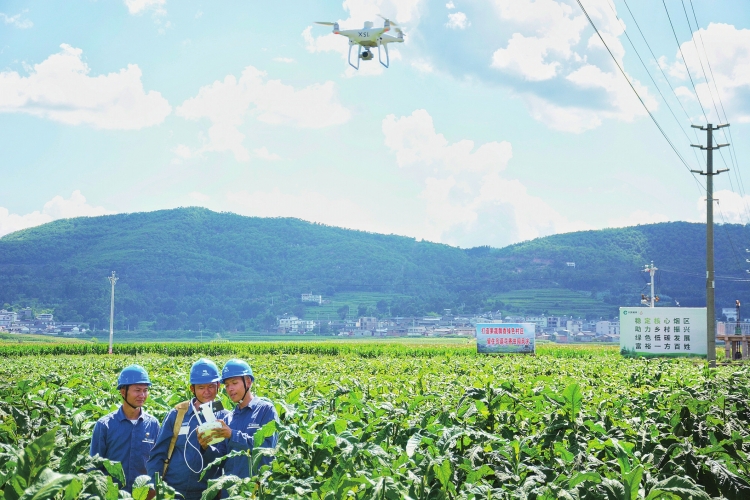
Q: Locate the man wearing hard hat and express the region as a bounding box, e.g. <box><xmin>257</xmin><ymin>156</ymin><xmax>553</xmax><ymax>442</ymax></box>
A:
<box><xmin>90</xmin><ymin>364</ymin><xmax>160</xmax><ymax>492</ymax></box>
<box><xmin>147</xmin><ymin>358</ymin><xmax>229</xmax><ymax>500</ymax></box>
<box><xmin>200</xmin><ymin>359</ymin><xmax>278</xmax><ymax>479</ymax></box>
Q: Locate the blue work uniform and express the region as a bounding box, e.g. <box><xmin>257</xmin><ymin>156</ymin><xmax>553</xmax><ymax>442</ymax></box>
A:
<box><xmin>89</xmin><ymin>406</ymin><xmax>159</xmax><ymax>492</ymax></box>
<box><xmin>146</xmin><ymin>400</ymin><xmax>229</xmax><ymax>500</ymax></box>
<box><xmin>206</xmin><ymin>396</ymin><xmax>278</xmax><ymax>479</ymax></box>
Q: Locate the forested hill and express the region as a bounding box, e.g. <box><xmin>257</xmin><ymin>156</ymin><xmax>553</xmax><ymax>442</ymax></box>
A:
<box><xmin>0</xmin><ymin>207</ymin><xmax>748</xmax><ymax>330</ymax></box>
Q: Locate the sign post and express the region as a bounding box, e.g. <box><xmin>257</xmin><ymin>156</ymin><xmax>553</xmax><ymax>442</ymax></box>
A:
<box><xmin>476</xmin><ymin>323</ymin><xmax>535</xmax><ymax>354</ymax></box>
<box><xmin>619</xmin><ymin>307</ymin><xmax>707</xmax><ymax>358</ymax></box>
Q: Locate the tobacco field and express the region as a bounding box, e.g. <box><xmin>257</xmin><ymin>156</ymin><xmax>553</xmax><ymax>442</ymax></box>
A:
<box><xmin>0</xmin><ymin>342</ymin><xmax>749</xmax><ymax>499</ymax></box>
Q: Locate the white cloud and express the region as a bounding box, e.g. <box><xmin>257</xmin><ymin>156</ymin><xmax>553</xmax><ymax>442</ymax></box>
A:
<box><xmin>0</xmin><ymin>191</ymin><xmax>110</xmax><ymax>237</ymax></box>
<box><xmin>446</xmin><ymin>1</ymin><xmax>456</xmax><ymax>9</ymax></box>
<box><xmin>668</xmin><ymin>23</ymin><xmax>750</xmax><ymax>123</ymax></box>
<box><xmin>487</xmin><ymin>0</ymin><xmax>654</xmax><ymax>131</ymax></box>
<box><xmin>273</xmin><ymin>57</ymin><xmax>296</xmax><ymax>63</ymax></box>
<box><xmin>0</xmin><ymin>10</ymin><xmax>33</xmax><ymax>28</ymax></box>
<box><xmin>446</xmin><ymin>12</ymin><xmax>469</xmax><ymax>30</ymax></box>
<box><xmin>253</xmin><ymin>147</ymin><xmax>281</xmax><ymax>161</ymax></box>
<box><xmin>703</xmin><ymin>190</ymin><xmax>750</xmax><ymax>225</ymax></box>
<box><xmin>411</xmin><ymin>59</ymin><xmax>434</xmax><ymax>73</ymax></box>
<box><xmin>0</xmin><ymin>44</ymin><xmax>171</xmax><ymax>129</ymax></box>
<box><xmin>176</xmin><ymin>66</ymin><xmax>350</xmax><ymax>161</ymax></box>
<box><xmin>607</xmin><ymin>210</ymin><xmax>670</xmax><ymax>228</ymax></box>
<box><xmin>124</xmin><ymin>0</ymin><xmax>166</xmax><ymax>15</ymax></box>
<box><xmin>383</xmin><ymin>109</ymin><xmax>588</xmax><ymax>245</ymax></box>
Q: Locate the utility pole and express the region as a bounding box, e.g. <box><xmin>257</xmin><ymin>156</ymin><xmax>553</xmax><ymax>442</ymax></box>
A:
<box><xmin>643</xmin><ymin>262</ymin><xmax>658</xmax><ymax>307</ymax></box>
<box><xmin>735</xmin><ymin>300</ymin><xmax>741</xmax><ymax>335</ymax></box>
<box><xmin>107</xmin><ymin>271</ymin><xmax>118</xmax><ymax>355</ymax></box>
<box><xmin>691</xmin><ymin>123</ymin><xmax>730</xmax><ymax>367</ymax></box>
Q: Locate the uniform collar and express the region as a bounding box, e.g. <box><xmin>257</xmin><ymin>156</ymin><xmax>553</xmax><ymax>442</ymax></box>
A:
<box><xmin>234</xmin><ymin>395</ymin><xmax>257</xmax><ymax>413</ymax></box>
<box><xmin>116</xmin><ymin>405</ymin><xmax>144</xmax><ymax>422</ymax></box>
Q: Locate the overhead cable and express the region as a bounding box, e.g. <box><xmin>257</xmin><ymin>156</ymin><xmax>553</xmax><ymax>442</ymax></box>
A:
<box><xmin>574</xmin><ymin>0</ymin><xmax>703</xmax><ymax>191</ymax></box>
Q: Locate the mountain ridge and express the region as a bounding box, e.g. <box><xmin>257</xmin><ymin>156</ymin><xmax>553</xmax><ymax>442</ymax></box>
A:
<box><xmin>1</xmin><ymin>207</ymin><xmax>748</xmax><ymax>331</ymax></box>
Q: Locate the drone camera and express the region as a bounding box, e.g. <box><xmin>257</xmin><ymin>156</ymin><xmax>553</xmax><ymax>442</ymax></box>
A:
<box><xmin>361</xmin><ymin>50</ymin><xmax>373</xmax><ymax>60</ymax></box>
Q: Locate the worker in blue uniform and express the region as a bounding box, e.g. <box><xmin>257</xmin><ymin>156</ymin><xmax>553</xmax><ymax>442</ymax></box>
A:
<box><xmin>90</xmin><ymin>364</ymin><xmax>160</xmax><ymax>492</ymax></box>
<box><xmin>200</xmin><ymin>359</ymin><xmax>278</xmax><ymax>479</ymax></box>
<box><xmin>146</xmin><ymin>358</ymin><xmax>228</xmax><ymax>500</ymax></box>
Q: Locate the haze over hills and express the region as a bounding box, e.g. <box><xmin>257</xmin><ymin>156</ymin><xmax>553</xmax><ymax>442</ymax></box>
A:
<box><xmin>0</xmin><ymin>207</ymin><xmax>748</xmax><ymax>333</ymax></box>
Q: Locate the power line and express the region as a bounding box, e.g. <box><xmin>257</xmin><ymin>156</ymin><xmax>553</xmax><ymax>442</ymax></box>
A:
<box><xmin>604</xmin><ymin>0</ymin><xmax>705</xmax><ymax>180</ymax></box>
<box><xmin>661</xmin><ymin>0</ymin><xmax>709</xmax><ymax>120</ymax></box>
<box><xmin>618</xmin><ymin>0</ymin><xmax>707</xmax><ymax>186</ymax></box>
<box><xmin>573</xmin><ymin>0</ymin><xmax>703</xmax><ymax>189</ymax></box>
<box><xmin>688</xmin><ymin>0</ymin><xmax>750</xmax><ymax>228</ymax></box>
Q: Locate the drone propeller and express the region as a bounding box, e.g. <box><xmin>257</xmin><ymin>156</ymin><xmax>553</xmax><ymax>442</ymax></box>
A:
<box><xmin>377</xmin><ymin>14</ymin><xmax>399</xmax><ymax>27</ymax></box>
<box><xmin>315</xmin><ymin>21</ymin><xmax>336</xmax><ymax>26</ymax></box>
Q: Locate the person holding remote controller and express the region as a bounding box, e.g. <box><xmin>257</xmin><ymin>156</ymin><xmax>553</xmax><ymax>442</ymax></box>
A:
<box><xmin>146</xmin><ymin>358</ymin><xmax>229</xmax><ymax>500</ymax></box>
<box><xmin>200</xmin><ymin>359</ymin><xmax>278</xmax><ymax>482</ymax></box>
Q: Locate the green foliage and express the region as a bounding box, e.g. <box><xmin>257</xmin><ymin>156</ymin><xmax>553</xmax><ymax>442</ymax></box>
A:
<box><xmin>2</xmin><ymin>209</ymin><xmax>749</xmax><ymax>330</ymax></box>
<box><xmin>0</xmin><ymin>344</ymin><xmax>749</xmax><ymax>498</ymax></box>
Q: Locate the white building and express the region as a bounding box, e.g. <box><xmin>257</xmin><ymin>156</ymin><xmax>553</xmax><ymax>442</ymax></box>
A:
<box><xmin>37</xmin><ymin>313</ymin><xmax>54</xmax><ymax>323</ymax></box>
<box><xmin>301</xmin><ymin>293</ymin><xmax>322</xmax><ymax>304</ymax></box>
<box><xmin>566</xmin><ymin>320</ymin><xmax>582</xmax><ymax>334</ymax></box>
<box><xmin>595</xmin><ymin>321</ymin><xmax>620</xmax><ymax>336</ymax></box>
<box><xmin>0</xmin><ymin>310</ymin><xmax>18</xmax><ymax>328</ymax></box>
<box><xmin>525</xmin><ymin>316</ymin><xmax>548</xmax><ymax>329</ymax></box>
<box><xmin>407</xmin><ymin>326</ymin><xmax>426</xmax><ymax>336</ymax></box>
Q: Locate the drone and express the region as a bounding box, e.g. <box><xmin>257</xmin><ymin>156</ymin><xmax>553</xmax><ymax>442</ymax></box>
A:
<box><xmin>314</xmin><ymin>16</ymin><xmax>404</xmax><ymax>70</ymax></box>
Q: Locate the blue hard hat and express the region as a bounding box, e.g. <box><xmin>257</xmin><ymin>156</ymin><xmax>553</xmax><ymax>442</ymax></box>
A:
<box><xmin>221</xmin><ymin>359</ymin><xmax>254</xmax><ymax>383</ymax></box>
<box><xmin>117</xmin><ymin>365</ymin><xmax>151</xmax><ymax>389</ymax></box>
<box><xmin>190</xmin><ymin>358</ymin><xmax>221</xmax><ymax>384</ymax></box>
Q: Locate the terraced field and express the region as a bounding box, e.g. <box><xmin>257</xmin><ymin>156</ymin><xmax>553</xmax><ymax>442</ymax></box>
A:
<box><xmin>491</xmin><ymin>288</ymin><xmax>617</xmax><ymax>317</ymax></box>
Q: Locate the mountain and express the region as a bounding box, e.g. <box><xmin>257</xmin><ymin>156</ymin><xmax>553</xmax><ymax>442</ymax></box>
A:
<box><xmin>1</xmin><ymin>207</ymin><xmax>748</xmax><ymax>332</ymax></box>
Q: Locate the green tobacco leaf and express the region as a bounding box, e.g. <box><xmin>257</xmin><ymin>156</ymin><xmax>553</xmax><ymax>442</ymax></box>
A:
<box><xmin>406</xmin><ymin>434</ymin><xmax>422</xmax><ymax>458</ymax></box>
<box><xmin>286</xmin><ymin>386</ymin><xmax>305</xmax><ymax>405</ymax></box>
<box><xmin>569</xmin><ymin>471</ymin><xmax>602</xmax><ymax>488</ymax></box>
<box><xmin>599</xmin><ymin>478</ymin><xmax>627</xmax><ymax>500</ymax></box>
<box><xmin>4</xmin><ymin>428</ymin><xmax>58</xmax><ymax>500</ymax></box>
<box><xmin>253</xmin><ymin>420</ymin><xmax>277</xmax><ymax>448</ymax></box>
<box><xmin>58</xmin><ymin>438</ymin><xmax>90</xmax><ymax>474</ymax></box>
<box><xmin>645</xmin><ymin>476</ymin><xmax>710</xmax><ymax>500</ymax></box>
<box><xmin>131</xmin><ymin>475</ymin><xmax>153</xmax><ymax>500</ymax></box>
<box><xmin>701</xmin><ymin>459</ymin><xmax>750</xmax><ymax>500</ymax></box>
<box><xmin>622</xmin><ymin>465</ymin><xmax>643</xmax><ymax>500</ymax></box>
<box><xmin>562</xmin><ymin>384</ymin><xmax>583</xmax><ymax>422</ymax></box>
<box><xmin>368</xmin><ymin>476</ymin><xmax>403</xmax><ymax>500</ymax></box>
<box><xmin>202</xmin><ymin>475</ymin><xmax>243</xmax><ymax>500</ymax></box>
<box><xmin>433</xmin><ymin>459</ymin><xmax>451</xmax><ymax>489</ymax></box>
<box><xmin>18</xmin><ymin>468</ymin><xmax>77</xmax><ymax>500</ymax></box>
<box><xmin>100</xmin><ymin>459</ymin><xmax>125</xmax><ymax>487</ymax></box>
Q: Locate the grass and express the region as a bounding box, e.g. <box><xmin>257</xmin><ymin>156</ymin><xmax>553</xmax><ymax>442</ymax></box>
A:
<box><xmin>0</xmin><ymin>332</ymin><xmax>87</xmax><ymax>343</ymax></box>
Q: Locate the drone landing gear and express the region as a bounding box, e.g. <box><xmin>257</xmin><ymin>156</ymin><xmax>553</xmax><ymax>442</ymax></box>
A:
<box><xmin>377</xmin><ymin>40</ymin><xmax>389</xmax><ymax>68</ymax></box>
<box><xmin>347</xmin><ymin>42</ymin><xmax>389</xmax><ymax>70</ymax></box>
<box><xmin>348</xmin><ymin>42</ymin><xmax>360</xmax><ymax>70</ymax></box>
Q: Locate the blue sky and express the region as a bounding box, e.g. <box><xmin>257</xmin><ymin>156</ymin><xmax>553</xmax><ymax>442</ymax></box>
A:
<box><xmin>1</xmin><ymin>0</ymin><xmax>749</xmax><ymax>248</ymax></box>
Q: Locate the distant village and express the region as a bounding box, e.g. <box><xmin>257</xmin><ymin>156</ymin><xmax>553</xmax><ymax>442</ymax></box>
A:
<box><xmin>0</xmin><ymin>300</ymin><xmax>621</xmax><ymax>342</ymax></box>
<box><xmin>278</xmin><ymin>295</ymin><xmax>622</xmax><ymax>343</ymax></box>
<box><xmin>0</xmin><ymin>308</ymin><xmax>87</xmax><ymax>335</ymax></box>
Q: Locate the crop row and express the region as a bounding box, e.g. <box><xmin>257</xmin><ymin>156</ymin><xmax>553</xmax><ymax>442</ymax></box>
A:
<box><xmin>0</xmin><ymin>346</ymin><xmax>748</xmax><ymax>499</ymax></box>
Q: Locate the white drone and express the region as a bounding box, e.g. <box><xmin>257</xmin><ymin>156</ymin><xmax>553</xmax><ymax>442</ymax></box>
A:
<box><xmin>314</xmin><ymin>16</ymin><xmax>404</xmax><ymax>70</ymax></box>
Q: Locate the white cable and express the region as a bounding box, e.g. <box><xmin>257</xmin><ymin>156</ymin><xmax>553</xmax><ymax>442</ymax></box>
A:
<box><xmin>182</xmin><ymin>413</ymin><xmax>205</xmax><ymax>475</ymax></box>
